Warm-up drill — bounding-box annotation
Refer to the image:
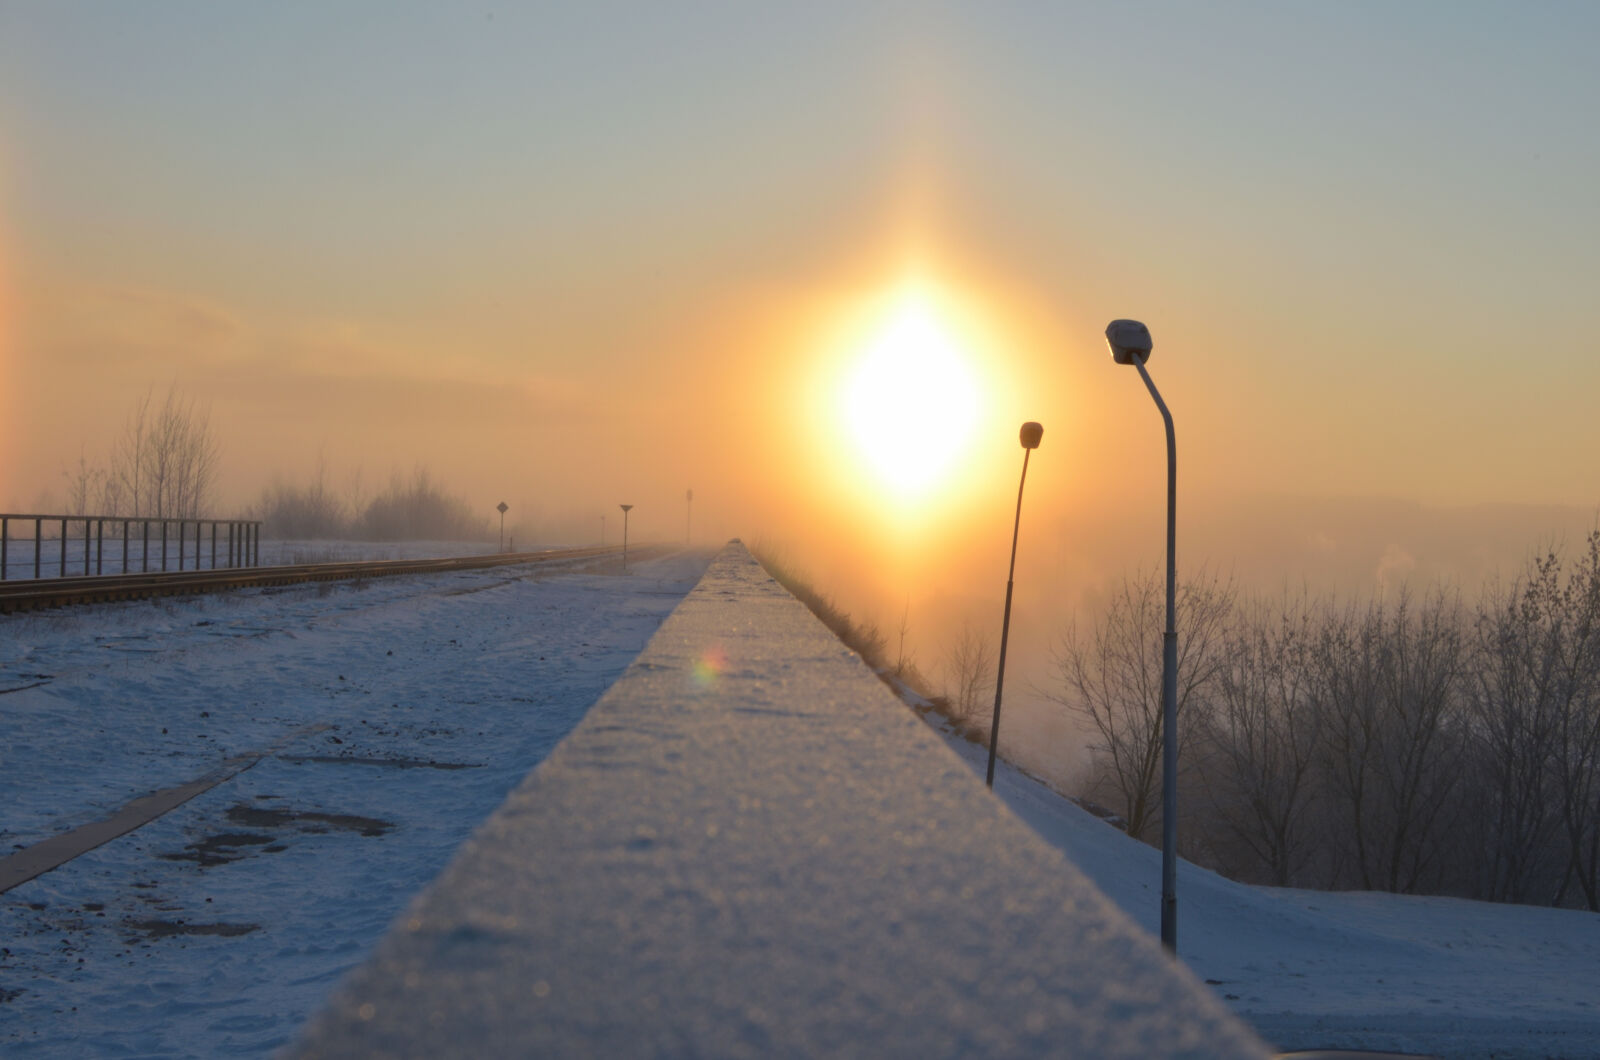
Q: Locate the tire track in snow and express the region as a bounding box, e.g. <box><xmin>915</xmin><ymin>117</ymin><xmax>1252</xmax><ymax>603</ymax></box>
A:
<box><xmin>0</xmin><ymin>721</ymin><xmax>329</xmax><ymax>893</ymax></box>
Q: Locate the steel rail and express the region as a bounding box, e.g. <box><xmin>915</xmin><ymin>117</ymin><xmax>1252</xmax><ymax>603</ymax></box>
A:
<box><xmin>0</xmin><ymin>544</ymin><xmax>647</xmax><ymax>614</ymax></box>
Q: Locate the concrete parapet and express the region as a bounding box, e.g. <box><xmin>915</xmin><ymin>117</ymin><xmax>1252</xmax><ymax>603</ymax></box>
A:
<box><xmin>292</xmin><ymin>541</ymin><xmax>1269</xmax><ymax>1058</ymax></box>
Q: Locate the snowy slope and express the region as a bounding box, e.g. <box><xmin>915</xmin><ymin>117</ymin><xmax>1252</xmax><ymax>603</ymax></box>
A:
<box><xmin>935</xmin><ymin>722</ymin><xmax>1600</xmax><ymax>1058</ymax></box>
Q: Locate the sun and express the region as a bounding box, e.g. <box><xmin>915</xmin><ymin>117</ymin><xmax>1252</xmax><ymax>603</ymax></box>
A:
<box><xmin>840</xmin><ymin>286</ymin><xmax>981</xmax><ymax>498</ymax></box>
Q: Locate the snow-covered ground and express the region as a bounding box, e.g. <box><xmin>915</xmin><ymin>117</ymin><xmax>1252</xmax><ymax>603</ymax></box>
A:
<box><xmin>931</xmin><ymin>718</ymin><xmax>1600</xmax><ymax>1058</ymax></box>
<box><xmin>0</xmin><ymin>547</ymin><xmax>710</xmax><ymax>1056</ymax></box>
<box><xmin>4</xmin><ymin>541</ymin><xmax>1599</xmax><ymax>1058</ymax></box>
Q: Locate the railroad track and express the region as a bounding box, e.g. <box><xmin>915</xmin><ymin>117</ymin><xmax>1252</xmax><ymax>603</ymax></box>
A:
<box><xmin>0</xmin><ymin>544</ymin><xmax>650</xmax><ymax>614</ymax></box>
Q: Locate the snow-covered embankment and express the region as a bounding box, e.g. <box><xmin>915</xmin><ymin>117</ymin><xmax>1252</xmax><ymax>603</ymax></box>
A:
<box><xmin>292</xmin><ymin>541</ymin><xmax>1268</xmax><ymax>1058</ymax></box>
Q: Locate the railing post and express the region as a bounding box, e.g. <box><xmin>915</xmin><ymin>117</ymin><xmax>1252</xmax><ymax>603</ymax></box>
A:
<box><xmin>35</xmin><ymin>518</ymin><xmax>42</xmax><ymax>579</ymax></box>
<box><xmin>1</xmin><ymin>517</ymin><xmax>7</xmax><ymax>581</ymax></box>
<box><xmin>143</xmin><ymin>521</ymin><xmax>150</xmax><ymax>573</ymax></box>
<box><xmin>82</xmin><ymin>519</ymin><xmax>90</xmax><ymax>576</ymax></box>
<box><xmin>178</xmin><ymin>521</ymin><xmax>186</xmax><ymax>571</ymax></box>
<box><xmin>96</xmin><ymin>519</ymin><xmax>104</xmax><ymax>575</ymax></box>
<box><xmin>123</xmin><ymin>520</ymin><xmax>130</xmax><ymax>575</ymax></box>
<box><xmin>161</xmin><ymin>520</ymin><xmax>168</xmax><ymax>571</ymax></box>
<box><xmin>194</xmin><ymin>520</ymin><xmax>200</xmax><ymax>570</ymax></box>
<box><xmin>211</xmin><ymin>522</ymin><xmax>217</xmax><ymax>570</ymax></box>
<box><xmin>60</xmin><ymin>518</ymin><xmax>67</xmax><ymax>578</ymax></box>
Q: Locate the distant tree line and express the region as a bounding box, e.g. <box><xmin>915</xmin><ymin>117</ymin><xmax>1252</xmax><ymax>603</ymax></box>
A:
<box><xmin>253</xmin><ymin>464</ymin><xmax>487</xmax><ymax>542</ymax></box>
<box><xmin>1053</xmin><ymin>534</ymin><xmax>1600</xmax><ymax>910</ymax></box>
<box><xmin>62</xmin><ymin>384</ymin><xmax>221</xmax><ymax>519</ymax></box>
<box><xmin>57</xmin><ymin>385</ymin><xmax>488</xmax><ymax>542</ymax></box>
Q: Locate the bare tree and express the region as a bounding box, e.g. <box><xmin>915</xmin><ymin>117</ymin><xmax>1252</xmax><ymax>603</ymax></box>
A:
<box><xmin>944</xmin><ymin>622</ymin><xmax>996</xmax><ymax>729</ymax></box>
<box><xmin>61</xmin><ymin>451</ymin><xmax>108</xmax><ymax>516</ymax></box>
<box><xmin>1050</xmin><ymin>569</ymin><xmax>1234</xmax><ymax>843</ymax></box>
<box><xmin>112</xmin><ymin>392</ymin><xmax>150</xmax><ymax>516</ymax></box>
<box><xmin>1196</xmin><ymin>592</ymin><xmax>1322</xmax><ymax>886</ymax></box>
<box><xmin>112</xmin><ymin>385</ymin><xmax>221</xmax><ymax>518</ymax></box>
<box><xmin>358</xmin><ymin>466</ymin><xmax>485</xmax><ymax>542</ymax></box>
<box><xmin>1552</xmin><ymin>532</ymin><xmax>1600</xmax><ymax>910</ymax></box>
<box><xmin>343</xmin><ymin>465</ymin><xmax>367</xmax><ymax>524</ymax></box>
<box><xmin>255</xmin><ymin>452</ymin><xmax>348</xmax><ymax>539</ymax></box>
<box><xmin>895</xmin><ymin>597</ymin><xmax>915</xmax><ymax>678</ymax></box>
<box><xmin>1468</xmin><ymin>553</ymin><xmax>1574</xmax><ymax>903</ymax></box>
<box><xmin>1314</xmin><ymin>588</ymin><xmax>1467</xmax><ymax>894</ymax></box>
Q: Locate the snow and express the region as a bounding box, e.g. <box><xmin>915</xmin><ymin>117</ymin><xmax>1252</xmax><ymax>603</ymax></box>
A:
<box><xmin>939</xmin><ymin>725</ymin><xmax>1600</xmax><ymax>1058</ymax></box>
<box><xmin>4</xmin><ymin>538</ymin><xmax>1598</xmax><ymax>1058</ymax></box>
<box><xmin>0</xmin><ymin>547</ymin><xmax>709</xmax><ymax>1056</ymax></box>
<box><xmin>291</xmin><ymin>543</ymin><xmax>1268</xmax><ymax>1058</ymax></box>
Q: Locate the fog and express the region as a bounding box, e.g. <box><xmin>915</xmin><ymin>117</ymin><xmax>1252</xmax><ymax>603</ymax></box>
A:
<box><xmin>7</xmin><ymin>335</ymin><xmax>1597</xmax><ymax>793</ymax></box>
<box><xmin>754</xmin><ymin>482</ymin><xmax>1599</xmax><ymax>791</ymax></box>
<box><xmin>6</xmin><ymin>6</ymin><xmax>1600</xmax><ymax>794</ymax></box>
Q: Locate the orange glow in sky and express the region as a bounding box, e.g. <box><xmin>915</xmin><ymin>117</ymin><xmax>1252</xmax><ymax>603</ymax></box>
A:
<box><xmin>6</xmin><ymin>5</ymin><xmax>1600</xmax><ymax>788</ymax></box>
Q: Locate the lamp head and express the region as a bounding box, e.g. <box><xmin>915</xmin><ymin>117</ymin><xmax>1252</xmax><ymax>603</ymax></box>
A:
<box><xmin>620</xmin><ymin>504</ymin><xmax>633</xmax><ymax>513</ymax></box>
<box><xmin>1019</xmin><ymin>421</ymin><xmax>1043</xmax><ymax>449</ymax></box>
<box><xmin>1105</xmin><ymin>319</ymin><xmax>1153</xmax><ymax>365</ymax></box>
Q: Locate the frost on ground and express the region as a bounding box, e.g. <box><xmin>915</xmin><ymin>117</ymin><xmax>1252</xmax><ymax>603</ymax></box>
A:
<box><xmin>932</xmin><ymin>719</ymin><xmax>1600</xmax><ymax>1059</ymax></box>
<box><xmin>0</xmin><ymin>547</ymin><xmax>710</xmax><ymax>1057</ymax></box>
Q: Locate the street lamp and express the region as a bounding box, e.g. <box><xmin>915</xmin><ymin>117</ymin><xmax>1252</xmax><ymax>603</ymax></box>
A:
<box><xmin>619</xmin><ymin>504</ymin><xmax>633</xmax><ymax>571</ymax></box>
<box><xmin>1106</xmin><ymin>317</ymin><xmax>1179</xmax><ymax>954</ymax></box>
<box><xmin>986</xmin><ymin>421</ymin><xmax>1043</xmax><ymax>790</ymax></box>
<box><xmin>497</xmin><ymin>501</ymin><xmax>509</xmax><ymax>553</ymax></box>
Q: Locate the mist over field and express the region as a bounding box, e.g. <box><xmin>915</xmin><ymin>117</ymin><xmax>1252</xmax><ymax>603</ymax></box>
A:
<box><xmin>12</xmin><ymin>368</ymin><xmax>1599</xmax><ymax>797</ymax></box>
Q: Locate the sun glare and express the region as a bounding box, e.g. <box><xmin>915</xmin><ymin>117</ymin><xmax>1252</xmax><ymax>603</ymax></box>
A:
<box><xmin>840</xmin><ymin>286</ymin><xmax>980</xmax><ymax>499</ymax></box>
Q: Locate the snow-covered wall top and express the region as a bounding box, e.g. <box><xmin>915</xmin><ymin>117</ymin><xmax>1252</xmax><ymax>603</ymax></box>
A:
<box><xmin>291</xmin><ymin>542</ymin><xmax>1269</xmax><ymax>1058</ymax></box>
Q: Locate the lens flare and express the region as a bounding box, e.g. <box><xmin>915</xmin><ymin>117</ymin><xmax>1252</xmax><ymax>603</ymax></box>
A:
<box><xmin>692</xmin><ymin>644</ymin><xmax>727</xmax><ymax>688</ymax></box>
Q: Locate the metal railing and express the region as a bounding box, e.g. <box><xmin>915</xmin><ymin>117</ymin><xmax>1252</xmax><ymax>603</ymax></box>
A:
<box><xmin>0</xmin><ymin>514</ymin><xmax>261</xmax><ymax>581</ymax></box>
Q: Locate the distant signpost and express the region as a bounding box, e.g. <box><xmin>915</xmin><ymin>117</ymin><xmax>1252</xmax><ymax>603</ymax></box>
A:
<box><xmin>497</xmin><ymin>502</ymin><xmax>509</xmax><ymax>553</ymax></box>
<box><xmin>619</xmin><ymin>504</ymin><xmax>633</xmax><ymax>571</ymax></box>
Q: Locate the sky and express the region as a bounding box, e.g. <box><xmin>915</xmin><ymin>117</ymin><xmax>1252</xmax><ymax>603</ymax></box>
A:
<box><xmin>4</xmin><ymin>3</ymin><xmax>1600</xmax><ymax>765</ymax></box>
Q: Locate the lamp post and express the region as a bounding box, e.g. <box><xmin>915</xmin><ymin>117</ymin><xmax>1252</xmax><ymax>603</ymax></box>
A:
<box><xmin>1106</xmin><ymin>318</ymin><xmax>1179</xmax><ymax>954</ymax></box>
<box><xmin>619</xmin><ymin>504</ymin><xmax>633</xmax><ymax>571</ymax></box>
<box><xmin>986</xmin><ymin>421</ymin><xmax>1043</xmax><ymax>790</ymax></box>
<box><xmin>497</xmin><ymin>502</ymin><xmax>509</xmax><ymax>553</ymax></box>
<box><xmin>686</xmin><ymin>488</ymin><xmax>693</xmax><ymax>546</ymax></box>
